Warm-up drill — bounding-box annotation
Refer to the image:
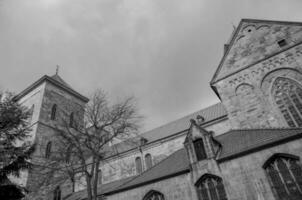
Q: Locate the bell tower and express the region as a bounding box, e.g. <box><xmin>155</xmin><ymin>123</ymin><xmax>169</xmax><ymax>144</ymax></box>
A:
<box><xmin>14</xmin><ymin>72</ymin><xmax>89</xmax><ymax>197</ymax></box>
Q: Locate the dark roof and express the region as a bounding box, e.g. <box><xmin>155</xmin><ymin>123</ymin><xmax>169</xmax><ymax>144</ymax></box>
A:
<box><xmin>140</xmin><ymin>103</ymin><xmax>227</xmax><ymax>143</ymax></box>
<box><xmin>215</xmin><ymin>127</ymin><xmax>302</xmax><ymax>161</ymax></box>
<box><xmin>65</xmin><ymin>127</ymin><xmax>302</xmax><ymax>199</ymax></box>
<box><xmin>65</xmin><ymin>176</ymin><xmax>136</xmax><ymax>200</ymax></box>
<box><xmin>108</xmin><ymin>148</ymin><xmax>190</xmax><ymax>194</ymax></box>
<box><xmin>14</xmin><ymin>74</ymin><xmax>89</xmax><ymax>102</ymax></box>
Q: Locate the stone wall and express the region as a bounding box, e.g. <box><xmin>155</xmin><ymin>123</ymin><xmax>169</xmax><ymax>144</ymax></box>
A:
<box><xmin>219</xmin><ymin>138</ymin><xmax>302</xmax><ymax>200</ymax></box>
<box><xmin>215</xmin><ymin>42</ymin><xmax>302</xmax><ymax>129</ymax></box>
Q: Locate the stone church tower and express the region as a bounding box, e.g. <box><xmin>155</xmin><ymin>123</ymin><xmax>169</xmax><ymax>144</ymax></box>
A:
<box><xmin>211</xmin><ymin>19</ymin><xmax>302</xmax><ymax>129</ymax></box>
<box><xmin>14</xmin><ymin>73</ymin><xmax>89</xmax><ymax>196</ymax></box>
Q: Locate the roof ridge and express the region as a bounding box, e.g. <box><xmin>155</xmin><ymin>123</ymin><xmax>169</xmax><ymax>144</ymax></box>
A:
<box><xmin>142</xmin><ymin>102</ymin><xmax>224</xmax><ymax>134</ymax></box>
<box><xmin>215</xmin><ymin>127</ymin><xmax>302</xmax><ymax>139</ymax></box>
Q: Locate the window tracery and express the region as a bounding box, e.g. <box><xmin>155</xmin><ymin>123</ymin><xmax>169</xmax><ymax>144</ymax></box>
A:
<box><xmin>264</xmin><ymin>154</ymin><xmax>302</xmax><ymax>199</ymax></box>
<box><xmin>196</xmin><ymin>175</ymin><xmax>228</xmax><ymax>200</ymax></box>
<box><xmin>194</xmin><ymin>139</ymin><xmax>207</xmax><ymax>161</ymax></box>
<box><xmin>143</xmin><ymin>190</ymin><xmax>165</xmax><ymax>200</ymax></box>
<box><xmin>272</xmin><ymin>77</ymin><xmax>302</xmax><ymax>127</ymax></box>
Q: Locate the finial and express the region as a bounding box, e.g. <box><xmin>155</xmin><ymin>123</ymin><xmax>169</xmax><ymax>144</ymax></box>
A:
<box><xmin>56</xmin><ymin>65</ymin><xmax>60</xmax><ymax>75</ymax></box>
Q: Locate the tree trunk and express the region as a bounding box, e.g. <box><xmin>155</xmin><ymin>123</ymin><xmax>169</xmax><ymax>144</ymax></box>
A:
<box><xmin>86</xmin><ymin>175</ymin><xmax>93</xmax><ymax>200</ymax></box>
<box><xmin>93</xmin><ymin>159</ymin><xmax>100</xmax><ymax>200</ymax></box>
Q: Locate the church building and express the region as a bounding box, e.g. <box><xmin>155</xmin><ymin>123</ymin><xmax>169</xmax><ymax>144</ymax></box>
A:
<box><xmin>15</xmin><ymin>19</ymin><xmax>302</xmax><ymax>200</ymax></box>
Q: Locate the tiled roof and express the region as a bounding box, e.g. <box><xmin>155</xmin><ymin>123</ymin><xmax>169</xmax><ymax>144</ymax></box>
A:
<box><xmin>65</xmin><ymin>176</ymin><xmax>136</xmax><ymax>200</ymax></box>
<box><xmin>65</xmin><ymin>127</ymin><xmax>302</xmax><ymax>199</ymax></box>
<box><xmin>109</xmin><ymin>148</ymin><xmax>190</xmax><ymax>194</ymax></box>
<box><xmin>13</xmin><ymin>74</ymin><xmax>89</xmax><ymax>102</ymax></box>
<box><xmin>140</xmin><ymin>103</ymin><xmax>227</xmax><ymax>143</ymax></box>
<box><xmin>104</xmin><ymin>103</ymin><xmax>227</xmax><ymax>158</ymax></box>
<box><xmin>50</xmin><ymin>74</ymin><xmax>73</xmax><ymax>90</ymax></box>
<box><xmin>215</xmin><ymin>128</ymin><xmax>302</xmax><ymax>161</ymax></box>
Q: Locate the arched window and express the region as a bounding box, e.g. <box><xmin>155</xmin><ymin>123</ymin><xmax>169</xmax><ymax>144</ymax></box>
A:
<box><xmin>195</xmin><ymin>174</ymin><xmax>228</xmax><ymax>200</ymax></box>
<box><xmin>263</xmin><ymin>154</ymin><xmax>302</xmax><ymax>199</ymax></box>
<box><xmin>45</xmin><ymin>141</ymin><xmax>52</xmax><ymax>159</ymax></box>
<box><xmin>53</xmin><ymin>186</ymin><xmax>61</xmax><ymax>200</ymax></box>
<box><xmin>69</xmin><ymin>112</ymin><xmax>74</xmax><ymax>127</ymax></box>
<box><xmin>272</xmin><ymin>77</ymin><xmax>302</xmax><ymax>127</ymax></box>
<box><xmin>135</xmin><ymin>157</ymin><xmax>142</xmax><ymax>174</ymax></box>
<box><xmin>143</xmin><ymin>190</ymin><xmax>165</xmax><ymax>200</ymax></box>
<box><xmin>145</xmin><ymin>154</ymin><xmax>152</xmax><ymax>170</ymax></box>
<box><xmin>51</xmin><ymin>104</ymin><xmax>57</xmax><ymax>120</ymax></box>
<box><xmin>194</xmin><ymin>139</ymin><xmax>207</xmax><ymax>161</ymax></box>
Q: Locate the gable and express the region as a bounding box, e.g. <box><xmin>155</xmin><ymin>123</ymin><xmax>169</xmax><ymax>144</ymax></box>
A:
<box><xmin>211</xmin><ymin>19</ymin><xmax>302</xmax><ymax>83</ymax></box>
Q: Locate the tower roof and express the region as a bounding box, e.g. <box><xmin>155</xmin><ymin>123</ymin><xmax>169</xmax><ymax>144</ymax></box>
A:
<box><xmin>14</xmin><ymin>74</ymin><xmax>89</xmax><ymax>103</ymax></box>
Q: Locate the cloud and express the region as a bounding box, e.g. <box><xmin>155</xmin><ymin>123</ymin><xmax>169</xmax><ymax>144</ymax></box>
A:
<box><xmin>0</xmin><ymin>0</ymin><xmax>302</xmax><ymax>131</ymax></box>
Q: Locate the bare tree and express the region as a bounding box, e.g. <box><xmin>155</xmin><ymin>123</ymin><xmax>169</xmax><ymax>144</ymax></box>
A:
<box><xmin>30</xmin><ymin>89</ymin><xmax>142</xmax><ymax>200</ymax></box>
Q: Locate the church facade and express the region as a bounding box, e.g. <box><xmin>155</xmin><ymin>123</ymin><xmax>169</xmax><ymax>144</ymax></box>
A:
<box><xmin>16</xmin><ymin>19</ymin><xmax>302</xmax><ymax>200</ymax></box>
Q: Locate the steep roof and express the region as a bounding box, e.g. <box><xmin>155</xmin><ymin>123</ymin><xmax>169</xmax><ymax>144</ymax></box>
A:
<box><xmin>108</xmin><ymin>148</ymin><xmax>190</xmax><ymax>194</ymax></box>
<box><xmin>216</xmin><ymin>127</ymin><xmax>302</xmax><ymax>161</ymax></box>
<box><xmin>65</xmin><ymin>127</ymin><xmax>302</xmax><ymax>199</ymax></box>
<box><xmin>14</xmin><ymin>74</ymin><xmax>89</xmax><ymax>102</ymax></box>
<box><xmin>65</xmin><ymin>176</ymin><xmax>136</xmax><ymax>200</ymax></box>
<box><xmin>211</xmin><ymin>18</ymin><xmax>302</xmax><ymax>84</ymax></box>
<box><xmin>140</xmin><ymin>102</ymin><xmax>227</xmax><ymax>143</ymax></box>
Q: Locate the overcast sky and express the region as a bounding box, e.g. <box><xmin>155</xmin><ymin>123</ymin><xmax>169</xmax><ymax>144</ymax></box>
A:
<box><xmin>1</xmin><ymin>0</ymin><xmax>302</xmax><ymax>132</ymax></box>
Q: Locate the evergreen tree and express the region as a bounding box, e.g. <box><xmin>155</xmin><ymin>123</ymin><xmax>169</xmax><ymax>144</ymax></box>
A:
<box><xmin>0</xmin><ymin>92</ymin><xmax>35</xmax><ymax>199</ymax></box>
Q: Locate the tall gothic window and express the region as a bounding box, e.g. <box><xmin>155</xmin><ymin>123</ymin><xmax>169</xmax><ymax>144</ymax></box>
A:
<box><xmin>195</xmin><ymin>175</ymin><xmax>228</xmax><ymax>200</ymax></box>
<box><xmin>51</xmin><ymin>104</ymin><xmax>57</xmax><ymax>120</ymax></box>
<box><xmin>143</xmin><ymin>190</ymin><xmax>165</xmax><ymax>200</ymax></box>
<box><xmin>263</xmin><ymin>154</ymin><xmax>302</xmax><ymax>200</ymax></box>
<box><xmin>145</xmin><ymin>154</ymin><xmax>152</xmax><ymax>170</ymax></box>
<box><xmin>45</xmin><ymin>141</ymin><xmax>52</xmax><ymax>159</ymax></box>
<box><xmin>272</xmin><ymin>77</ymin><xmax>302</xmax><ymax>127</ymax></box>
<box><xmin>53</xmin><ymin>186</ymin><xmax>61</xmax><ymax>200</ymax></box>
<box><xmin>135</xmin><ymin>157</ymin><xmax>142</xmax><ymax>174</ymax></box>
<box><xmin>194</xmin><ymin>139</ymin><xmax>207</xmax><ymax>161</ymax></box>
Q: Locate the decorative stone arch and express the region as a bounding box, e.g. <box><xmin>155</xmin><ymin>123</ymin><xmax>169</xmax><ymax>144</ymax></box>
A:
<box><xmin>262</xmin><ymin>153</ymin><xmax>302</xmax><ymax>199</ymax></box>
<box><xmin>260</xmin><ymin>68</ymin><xmax>302</xmax><ymax>127</ymax></box>
<box><xmin>143</xmin><ymin>190</ymin><xmax>165</xmax><ymax>200</ymax></box>
<box><xmin>195</xmin><ymin>173</ymin><xmax>228</xmax><ymax>200</ymax></box>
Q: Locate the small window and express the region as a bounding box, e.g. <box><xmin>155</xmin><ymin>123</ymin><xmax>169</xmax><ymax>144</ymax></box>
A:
<box><xmin>193</xmin><ymin>139</ymin><xmax>207</xmax><ymax>161</ymax></box>
<box><xmin>45</xmin><ymin>141</ymin><xmax>52</xmax><ymax>159</ymax></box>
<box><xmin>145</xmin><ymin>154</ymin><xmax>152</xmax><ymax>170</ymax></box>
<box><xmin>69</xmin><ymin>112</ymin><xmax>74</xmax><ymax>127</ymax></box>
<box><xmin>51</xmin><ymin>104</ymin><xmax>57</xmax><ymax>120</ymax></box>
<box><xmin>135</xmin><ymin>157</ymin><xmax>142</xmax><ymax>174</ymax></box>
<box><xmin>53</xmin><ymin>186</ymin><xmax>61</xmax><ymax>200</ymax></box>
<box><xmin>277</xmin><ymin>39</ymin><xmax>287</xmax><ymax>48</ymax></box>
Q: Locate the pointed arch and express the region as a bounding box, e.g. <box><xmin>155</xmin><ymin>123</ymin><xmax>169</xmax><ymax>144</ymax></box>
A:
<box><xmin>263</xmin><ymin>153</ymin><xmax>302</xmax><ymax>199</ymax></box>
<box><xmin>195</xmin><ymin>174</ymin><xmax>228</xmax><ymax>200</ymax></box>
<box><xmin>145</xmin><ymin>154</ymin><xmax>152</xmax><ymax>170</ymax></box>
<box><xmin>45</xmin><ymin>141</ymin><xmax>52</xmax><ymax>159</ymax></box>
<box><xmin>271</xmin><ymin>77</ymin><xmax>302</xmax><ymax>127</ymax></box>
<box><xmin>143</xmin><ymin>190</ymin><xmax>165</xmax><ymax>200</ymax></box>
<box><xmin>193</xmin><ymin>138</ymin><xmax>207</xmax><ymax>161</ymax></box>
<box><xmin>51</xmin><ymin>104</ymin><xmax>57</xmax><ymax>120</ymax></box>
